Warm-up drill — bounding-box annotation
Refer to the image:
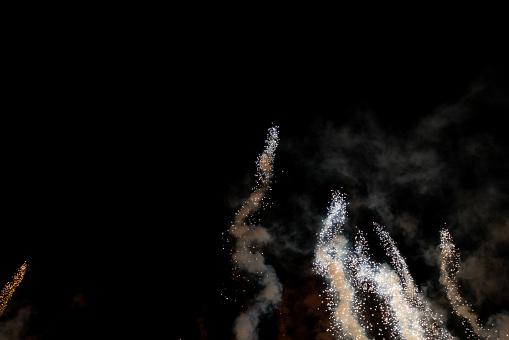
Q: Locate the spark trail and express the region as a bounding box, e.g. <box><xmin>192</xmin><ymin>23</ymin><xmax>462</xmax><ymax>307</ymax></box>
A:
<box><xmin>440</xmin><ymin>228</ymin><xmax>488</xmax><ymax>339</ymax></box>
<box><xmin>314</xmin><ymin>192</ymin><xmax>368</xmax><ymax>340</ymax></box>
<box><xmin>0</xmin><ymin>262</ymin><xmax>28</xmax><ymax>316</ymax></box>
<box><xmin>375</xmin><ymin>223</ymin><xmax>453</xmax><ymax>340</ymax></box>
<box><xmin>315</xmin><ymin>192</ymin><xmax>455</xmax><ymax>340</ymax></box>
<box><xmin>226</xmin><ymin>126</ymin><xmax>508</xmax><ymax>339</ymax></box>
<box><xmin>228</xmin><ymin>126</ymin><xmax>281</xmax><ymax>340</ymax></box>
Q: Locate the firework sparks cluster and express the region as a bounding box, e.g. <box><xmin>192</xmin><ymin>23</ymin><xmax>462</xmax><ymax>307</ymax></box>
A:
<box><xmin>0</xmin><ymin>261</ymin><xmax>28</xmax><ymax>316</ymax></box>
<box><xmin>312</xmin><ymin>191</ymin><xmax>453</xmax><ymax>339</ymax></box>
<box><xmin>313</xmin><ymin>191</ymin><xmax>507</xmax><ymax>339</ymax></box>
<box><xmin>439</xmin><ymin>229</ymin><xmax>489</xmax><ymax>339</ymax></box>
<box><xmin>227</xmin><ymin>126</ymin><xmax>508</xmax><ymax>340</ymax></box>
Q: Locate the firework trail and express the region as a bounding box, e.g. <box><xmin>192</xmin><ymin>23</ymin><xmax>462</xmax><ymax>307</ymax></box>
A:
<box><xmin>440</xmin><ymin>228</ymin><xmax>488</xmax><ymax>339</ymax></box>
<box><xmin>352</xmin><ymin>225</ymin><xmax>429</xmax><ymax>340</ymax></box>
<box><xmin>226</xmin><ymin>126</ymin><xmax>507</xmax><ymax>340</ymax></box>
<box><xmin>315</xmin><ymin>192</ymin><xmax>457</xmax><ymax>340</ymax></box>
<box><xmin>0</xmin><ymin>262</ymin><xmax>28</xmax><ymax>316</ymax></box>
<box><xmin>373</xmin><ymin>263</ymin><xmax>427</xmax><ymax>340</ymax></box>
<box><xmin>374</xmin><ymin>223</ymin><xmax>418</xmax><ymax>301</ymax></box>
<box><xmin>315</xmin><ymin>191</ymin><xmax>425</xmax><ymax>339</ymax></box>
<box><xmin>314</xmin><ymin>191</ymin><xmax>368</xmax><ymax>340</ymax></box>
<box><xmin>228</xmin><ymin>126</ymin><xmax>282</xmax><ymax>340</ymax></box>
<box><xmin>375</xmin><ymin>223</ymin><xmax>453</xmax><ymax>340</ymax></box>
<box><xmin>349</xmin><ymin>230</ymin><xmax>399</xmax><ymax>338</ymax></box>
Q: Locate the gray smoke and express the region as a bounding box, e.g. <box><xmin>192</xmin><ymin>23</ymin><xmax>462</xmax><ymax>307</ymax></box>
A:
<box><xmin>276</xmin><ymin>80</ymin><xmax>509</xmax><ymax>334</ymax></box>
<box><xmin>0</xmin><ymin>306</ymin><xmax>32</xmax><ymax>340</ymax></box>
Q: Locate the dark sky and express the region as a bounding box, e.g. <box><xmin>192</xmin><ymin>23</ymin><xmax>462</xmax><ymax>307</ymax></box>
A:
<box><xmin>3</xmin><ymin>12</ymin><xmax>509</xmax><ymax>340</ymax></box>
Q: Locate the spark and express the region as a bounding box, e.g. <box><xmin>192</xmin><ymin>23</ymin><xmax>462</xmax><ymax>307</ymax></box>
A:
<box><xmin>314</xmin><ymin>191</ymin><xmax>368</xmax><ymax>340</ymax></box>
<box><xmin>373</xmin><ymin>264</ymin><xmax>426</xmax><ymax>340</ymax></box>
<box><xmin>226</xmin><ymin>126</ymin><xmax>508</xmax><ymax>340</ymax></box>
<box><xmin>440</xmin><ymin>228</ymin><xmax>489</xmax><ymax>339</ymax></box>
<box><xmin>0</xmin><ymin>261</ymin><xmax>28</xmax><ymax>316</ymax></box>
<box><xmin>228</xmin><ymin>126</ymin><xmax>282</xmax><ymax>340</ymax></box>
<box><xmin>315</xmin><ymin>192</ymin><xmax>454</xmax><ymax>340</ymax></box>
<box><xmin>375</xmin><ymin>223</ymin><xmax>453</xmax><ymax>340</ymax></box>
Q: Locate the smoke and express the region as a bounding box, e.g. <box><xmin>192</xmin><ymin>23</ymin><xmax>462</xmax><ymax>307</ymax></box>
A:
<box><xmin>292</xmin><ymin>82</ymin><xmax>509</xmax><ymax>307</ymax></box>
<box><xmin>374</xmin><ymin>263</ymin><xmax>426</xmax><ymax>340</ymax></box>
<box><xmin>0</xmin><ymin>306</ymin><xmax>32</xmax><ymax>340</ymax></box>
<box><xmin>229</xmin><ymin>126</ymin><xmax>282</xmax><ymax>340</ymax></box>
<box><xmin>314</xmin><ymin>192</ymin><xmax>457</xmax><ymax>339</ymax></box>
<box><xmin>314</xmin><ymin>192</ymin><xmax>368</xmax><ymax>340</ymax></box>
<box><xmin>374</xmin><ymin>223</ymin><xmax>453</xmax><ymax>339</ymax></box>
<box><xmin>486</xmin><ymin>313</ymin><xmax>509</xmax><ymax>340</ymax></box>
<box><xmin>223</xmin><ymin>79</ymin><xmax>509</xmax><ymax>338</ymax></box>
<box><xmin>439</xmin><ymin>228</ymin><xmax>509</xmax><ymax>339</ymax></box>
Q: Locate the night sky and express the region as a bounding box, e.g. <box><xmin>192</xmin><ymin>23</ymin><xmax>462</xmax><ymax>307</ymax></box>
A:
<box><xmin>3</xmin><ymin>13</ymin><xmax>509</xmax><ymax>340</ymax></box>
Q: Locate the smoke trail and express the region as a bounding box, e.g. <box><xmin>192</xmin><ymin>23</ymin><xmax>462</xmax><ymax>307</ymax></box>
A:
<box><xmin>374</xmin><ymin>223</ymin><xmax>418</xmax><ymax>300</ymax></box>
<box><xmin>439</xmin><ymin>229</ymin><xmax>488</xmax><ymax>339</ymax></box>
<box><xmin>314</xmin><ymin>191</ymin><xmax>368</xmax><ymax>340</ymax></box>
<box><xmin>349</xmin><ymin>230</ymin><xmax>399</xmax><ymax>339</ymax></box>
<box><xmin>353</xmin><ymin>226</ymin><xmax>428</xmax><ymax>340</ymax></box>
<box><xmin>374</xmin><ymin>264</ymin><xmax>427</xmax><ymax>340</ymax></box>
<box><xmin>229</xmin><ymin>126</ymin><xmax>282</xmax><ymax>340</ymax></box>
<box><xmin>0</xmin><ymin>262</ymin><xmax>28</xmax><ymax>317</ymax></box>
<box><xmin>315</xmin><ymin>193</ymin><xmax>457</xmax><ymax>340</ymax></box>
<box><xmin>374</xmin><ymin>223</ymin><xmax>453</xmax><ymax>340</ymax></box>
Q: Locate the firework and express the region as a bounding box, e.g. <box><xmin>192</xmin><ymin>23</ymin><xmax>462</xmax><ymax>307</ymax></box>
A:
<box><xmin>315</xmin><ymin>192</ymin><xmax>456</xmax><ymax>340</ymax></box>
<box><xmin>375</xmin><ymin>223</ymin><xmax>453</xmax><ymax>340</ymax></box>
<box><xmin>440</xmin><ymin>228</ymin><xmax>488</xmax><ymax>339</ymax></box>
<box><xmin>226</xmin><ymin>126</ymin><xmax>508</xmax><ymax>340</ymax></box>
<box><xmin>228</xmin><ymin>126</ymin><xmax>282</xmax><ymax>340</ymax></box>
<box><xmin>0</xmin><ymin>261</ymin><xmax>28</xmax><ymax>316</ymax></box>
<box><xmin>354</xmin><ymin>226</ymin><xmax>428</xmax><ymax>340</ymax></box>
<box><xmin>314</xmin><ymin>191</ymin><xmax>368</xmax><ymax>340</ymax></box>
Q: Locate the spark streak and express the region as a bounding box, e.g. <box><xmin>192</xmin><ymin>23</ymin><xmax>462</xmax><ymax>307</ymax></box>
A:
<box><xmin>440</xmin><ymin>228</ymin><xmax>488</xmax><ymax>339</ymax></box>
<box><xmin>228</xmin><ymin>126</ymin><xmax>281</xmax><ymax>340</ymax></box>
<box><xmin>315</xmin><ymin>192</ymin><xmax>454</xmax><ymax>340</ymax></box>
<box><xmin>226</xmin><ymin>126</ymin><xmax>508</xmax><ymax>340</ymax></box>
<box><xmin>375</xmin><ymin>223</ymin><xmax>453</xmax><ymax>340</ymax></box>
<box><xmin>0</xmin><ymin>262</ymin><xmax>28</xmax><ymax>316</ymax></box>
<box><xmin>314</xmin><ymin>192</ymin><xmax>368</xmax><ymax>340</ymax></box>
<box><xmin>374</xmin><ymin>264</ymin><xmax>426</xmax><ymax>340</ymax></box>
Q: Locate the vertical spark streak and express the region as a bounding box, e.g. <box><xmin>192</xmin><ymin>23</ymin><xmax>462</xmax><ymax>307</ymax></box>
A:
<box><xmin>374</xmin><ymin>264</ymin><xmax>427</xmax><ymax>340</ymax></box>
<box><xmin>229</xmin><ymin>126</ymin><xmax>282</xmax><ymax>340</ymax></box>
<box><xmin>440</xmin><ymin>229</ymin><xmax>488</xmax><ymax>339</ymax></box>
<box><xmin>352</xmin><ymin>228</ymin><xmax>428</xmax><ymax>340</ymax></box>
<box><xmin>0</xmin><ymin>262</ymin><xmax>28</xmax><ymax>316</ymax></box>
<box><xmin>374</xmin><ymin>223</ymin><xmax>418</xmax><ymax>300</ymax></box>
<box><xmin>314</xmin><ymin>192</ymin><xmax>368</xmax><ymax>340</ymax></box>
<box><xmin>375</xmin><ymin>223</ymin><xmax>453</xmax><ymax>340</ymax></box>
